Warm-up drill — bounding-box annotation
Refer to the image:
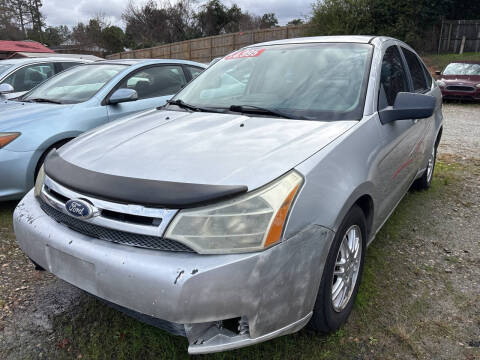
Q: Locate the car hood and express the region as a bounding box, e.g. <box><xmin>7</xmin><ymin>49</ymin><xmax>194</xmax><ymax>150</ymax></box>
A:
<box><xmin>59</xmin><ymin>110</ymin><xmax>357</xmax><ymax>190</ymax></box>
<box><xmin>0</xmin><ymin>100</ymin><xmax>72</xmax><ymax>131</ymax></box>
<box><xmin>440</xmin><ymin>74</ymin><xmax>480</xmax><ymax>84</ymax></box>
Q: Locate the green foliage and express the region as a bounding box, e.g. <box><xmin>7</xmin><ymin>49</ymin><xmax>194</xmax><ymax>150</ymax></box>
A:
<box><xmin>42</xmin><ymin>25</ymin><xmax>71</xmax><ymax>46</ymax></box>
<box><xmin>423</xmin><ymin>52</ymin><xmax>480</xmax><ymax>72</ymax></box>
<box><xmin>287</xmin><ymin>19</ymin><xmax>304</xmax><ymax>26</ymax></box>
<box><xmin>260</xmin><ymin>13</ymin><xmax>279</xmax><ymax>28</ymax></box>
<box><xmin>309</xmin><ymin>0</ymin><xmax>480</xmax><ymax>45</ymax></box>
<box><xmin>101</xmin><ymin>26</ymin><xmax>125</xmax><ymax>54</ymax></box>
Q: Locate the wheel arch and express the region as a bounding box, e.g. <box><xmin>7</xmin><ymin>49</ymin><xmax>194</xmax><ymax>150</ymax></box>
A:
<box><xmin>28</xmin><ymin>134</ymin><xmax>78</xmax><ymax>185</ymax></box>
<box><xmin>331</xmin><ymin>183</ymin><xmax>376</xmax><ymax>241</ymax></box>
<box><xmin>435</xmin><ymin>126</ymin><xmax>443</xmax><ymax>149</ymax></box>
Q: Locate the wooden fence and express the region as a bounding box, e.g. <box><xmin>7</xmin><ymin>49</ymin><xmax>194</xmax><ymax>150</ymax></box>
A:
<box><xmin>437</xmin><ymin>20</ymin><xmax>480</xmax><ymax>54</ymax></box>
<box><xmin>106</xmin><ymin>20</ymin><xmax>480</xmax><ymax>61</ymax></box>
<box><xmin>106</xmin><ymin>25</ymin><xmax>311</xmax><ymax>62</ymax></box>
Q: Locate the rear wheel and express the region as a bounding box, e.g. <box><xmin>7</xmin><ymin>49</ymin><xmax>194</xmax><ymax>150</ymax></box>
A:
<box><xmin>413</xmin><ymin>145</ymin><xmax>436</xmax><ymax>190</ymax></box>
<box><xmin>309</xmin><ymin>205</ymin><xmax>366</xmax><ymax>332</ymax></box>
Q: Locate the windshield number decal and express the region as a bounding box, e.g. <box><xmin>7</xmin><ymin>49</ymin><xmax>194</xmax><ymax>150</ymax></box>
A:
<box><xmin>225</xmin><ymin>48</ymin><xmax>265</xmax><ymax>60</ymax></box>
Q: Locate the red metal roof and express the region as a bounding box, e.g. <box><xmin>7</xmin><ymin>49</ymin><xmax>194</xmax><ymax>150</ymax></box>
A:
<box><xmin>0</xmin><ymin>40</ymin><xmax>54</xmax><ymax>53</ymax></box>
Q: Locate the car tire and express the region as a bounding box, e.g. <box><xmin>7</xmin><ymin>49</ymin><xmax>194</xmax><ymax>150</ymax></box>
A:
<box><xmin>308</xmin><ymin>205</ymin><xmax>366</xmax><ymax>333</ymax></box>
<box><xmin>413</xmin><ymin>145</ymin><xmax>436</xmax><ymax>190</ymax></box>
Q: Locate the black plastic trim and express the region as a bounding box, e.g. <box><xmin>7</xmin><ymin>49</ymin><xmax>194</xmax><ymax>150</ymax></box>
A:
<box><xmin>44</xmin><ymin>150</ymin><xmax>248</xmax><ymax>208</ymax></box>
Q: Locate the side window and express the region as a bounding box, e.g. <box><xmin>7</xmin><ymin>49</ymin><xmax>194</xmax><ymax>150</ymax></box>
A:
<box><xmin>420</xmin><ymin>61</ymin><xmax>433</xmax><ymax>89</ymax></box>
<box><xmin>379</xmin><ymin>46</ymin><xmax>409</xmax><ymax>110</ymax></box>
<box><xmin>187</xmin><ymin>66</ymin><xmax>204</xmax><ymax>79</ymax></box>
<box><xmin>60</xmin><ymin>62</ymin><xmax>82</xmax><ymax>71</ymax></box>
<box><xmin>401</xmin><ymin>48</ymin><xmax>428</xmax><ymax>93</ymax></box>
<box><xmin>1</xmin><ymin>63</ymin><xmax>55</xmax><ymax>92</ymax></box>
<box><xmin>118</xmin><ymin>65</ymin><xmax>187</xmax><ymax>100</ymax></box>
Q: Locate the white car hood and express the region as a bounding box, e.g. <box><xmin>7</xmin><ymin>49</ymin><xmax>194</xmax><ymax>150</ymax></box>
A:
<box><xmin>60</xmin><ymin>110</ymin><xmax>356</xmax><ymax>190</ymax></box>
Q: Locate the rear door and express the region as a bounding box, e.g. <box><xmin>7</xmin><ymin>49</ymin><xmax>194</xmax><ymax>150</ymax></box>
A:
<box><xmin>106</xmin><ymin>64</ymin><xmax>187</xmax><ymax>121</ymax></box>
<box><xmin>399</xmin><ymin>46</ymin><xmax>434</xmax><ymax>171</ymax></box>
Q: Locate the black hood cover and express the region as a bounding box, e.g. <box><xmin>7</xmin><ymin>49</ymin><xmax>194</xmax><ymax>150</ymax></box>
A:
<box><xmin>44</xmin><ymin>150</ymin><xmax>248</xmax><ymax>208</ymax></box>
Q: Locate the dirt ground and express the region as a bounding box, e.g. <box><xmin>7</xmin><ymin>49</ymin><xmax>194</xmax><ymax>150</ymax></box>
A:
<box><xmin>0</xmin><ymin>103</ymin><xmax>479</xmax><ymax>360</ymax></box>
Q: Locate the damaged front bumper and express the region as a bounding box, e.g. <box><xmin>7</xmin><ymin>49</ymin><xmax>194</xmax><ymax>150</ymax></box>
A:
<box><xmin>14</xmin><ymin>190</ymin><xmax>334</xmax><ymax>354</ymax></box>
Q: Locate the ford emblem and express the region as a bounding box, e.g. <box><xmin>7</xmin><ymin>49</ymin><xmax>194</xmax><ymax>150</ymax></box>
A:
<box><xmin>65</xmin><ymin>199</ymin><xmax>93</xmax><ymax>219</ymax></box>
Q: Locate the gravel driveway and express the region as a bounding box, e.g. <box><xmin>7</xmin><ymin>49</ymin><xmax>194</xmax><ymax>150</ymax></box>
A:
<box><xmin>0</xmin><ymin>103</ymin><xmax>479</xmax><ymax>360</ymax></box>
<box><xmin>439</xmin><ymin>103</ymin><xmax>480</xmax><ymax>159</ymax></box>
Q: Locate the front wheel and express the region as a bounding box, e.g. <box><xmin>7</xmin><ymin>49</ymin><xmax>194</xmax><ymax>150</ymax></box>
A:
<box><xmin>308</xmin><ymin>205</ymin><xmax>366</xmax><ymax>333</ymax></box>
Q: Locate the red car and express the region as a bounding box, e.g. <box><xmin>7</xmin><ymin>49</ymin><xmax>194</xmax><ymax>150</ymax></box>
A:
<box><xmin>436</xmin><ymin>61</ymin><xmax>480</xmax><ymax>101</ymax></box>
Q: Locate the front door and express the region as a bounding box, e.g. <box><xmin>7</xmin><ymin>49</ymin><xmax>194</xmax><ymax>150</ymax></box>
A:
<box><xmin>375</xmin><ymin>45</ymin><xmax>424</xmax><ymax>224</ymax></box>
<box><xmin>106</xmin><ymin>65</ymin><xmax>188</xmax><ymax>121</ymax></box>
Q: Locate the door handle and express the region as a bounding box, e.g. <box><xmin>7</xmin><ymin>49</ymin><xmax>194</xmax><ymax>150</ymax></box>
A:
<box><xmin>412</xmin><ymin>119</ymin><xmax>418</xmax><ymax>124</ymax></box>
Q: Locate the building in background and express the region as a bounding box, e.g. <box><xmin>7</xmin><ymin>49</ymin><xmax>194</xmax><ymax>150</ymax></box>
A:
<box><xmin>0</xmin><ymin>40</ymin><xmax>54</xmax><ymax>60</ymax></box>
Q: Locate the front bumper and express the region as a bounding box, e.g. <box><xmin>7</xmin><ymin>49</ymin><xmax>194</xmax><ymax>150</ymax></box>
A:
<box><xmin>440</xmin><ymin>88</ymin><xmax>480</xmax><ymax>100</ymax></box>
<box><xmin>14</xmin><ymin>190</ymin><xmax>334</xmax><ymax>353</ymax></box>
<box><xmin>0</xmin><ymin>148</ymin><xmax>37</xmax><ymax>201</ymax></box>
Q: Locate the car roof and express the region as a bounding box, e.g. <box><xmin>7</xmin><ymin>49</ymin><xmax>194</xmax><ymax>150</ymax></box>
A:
<box><xmin>98</xmin><ymin>59</ymin><xmax>207</xmax><ymax>67</ymax></box>
<box><xmin>247</xmin><ymin>35</ymin><xmax>377</xmax><ymax>48</ymax></box>
<box><xmin>0</xmin><ymin>57</ymin><xmax>89</xmax><ymax>65</ymax></box>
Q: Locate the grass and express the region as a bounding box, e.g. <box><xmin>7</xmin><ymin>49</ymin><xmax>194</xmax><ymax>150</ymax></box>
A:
<box><xmin>422</xmin><ymin>52</ymin><xmax>480</xmax><ymax>73</ymax></box>
<box><xmin>42</xmin><ymin>159</ymin><xmax>466</xmax><ymax>360</ymax></box>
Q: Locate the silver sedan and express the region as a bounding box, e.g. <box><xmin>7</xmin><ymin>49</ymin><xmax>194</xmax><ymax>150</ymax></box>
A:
<box><xmin>14</xmin><ymin>36</ymin><xmax>443</xmax><ymax>354</ymax></box>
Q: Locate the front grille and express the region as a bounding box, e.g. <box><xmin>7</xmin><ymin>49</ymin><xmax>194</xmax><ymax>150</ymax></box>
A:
<box><xmin>446</xmin><ymin>85</ymin><xmax>475</xmax><ymax>92</ymax></box>
<box><xmin>39</xmin><ymin>198</ymin><xmax>194</xmax><ymax>252</ymax></box>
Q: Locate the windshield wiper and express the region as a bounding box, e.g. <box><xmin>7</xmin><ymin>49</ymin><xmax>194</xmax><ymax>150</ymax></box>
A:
<box><xmin>229</xmin><ymin>105</ymin><xmax>294</xmax><ymax>119</ymax></box>
<box><xmin>166</xmin><ymin>99</ymin><xmax>222</xmax><ymax>113</ymax></box>
<box><xmin>27</xmin><ymin>98</ymin><xmax>63</xmax><ymax>104</ymax></box>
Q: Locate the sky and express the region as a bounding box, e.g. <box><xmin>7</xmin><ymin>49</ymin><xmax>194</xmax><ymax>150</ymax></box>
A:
<box><xmin>42</xmin><ymin>0</ymin><xmax>313</xmax><ymax>28</ymax></box>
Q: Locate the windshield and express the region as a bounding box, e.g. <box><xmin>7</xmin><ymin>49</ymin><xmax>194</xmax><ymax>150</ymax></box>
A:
<box><xmin>23</xmin><ymin>64</ymin><xmax>127</xmax><ymax>104</ymax></box>
<box><xmin>443</xmin><ymin>62</ymin><xmax>480</xmax><ymax>75</ymax></box>
<box><xmin>172</xmin><ymin>43</ymin><xmax>372</xmax><ymax>121</ymax></box>
<box><xmin>0</xmin><ymin>64</ymin><xmax>13</xmax><ymax>75</ymax></box>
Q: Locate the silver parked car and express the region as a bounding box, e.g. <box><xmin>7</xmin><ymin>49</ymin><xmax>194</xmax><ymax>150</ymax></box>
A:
<box><xmin>0</xmin><ymin>57</ymin><xmax>90</xmax><ymax>99</ymax></box>
<box><xmin>14</xmin><ymin>36</ymin><xmax>443</xmax><ymax>354</ymax></box>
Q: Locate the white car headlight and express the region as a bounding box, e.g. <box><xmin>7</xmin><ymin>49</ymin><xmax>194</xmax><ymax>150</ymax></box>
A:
<box><xmin>436</xmin><ymin>80</ymin><xmax>446</xmax><ymax>87</ymax></box>
<box><xmin>476</xmin><ymin>83</ymin><xmax>480</xmax><ymax>89</ymax></box>
<box><xmin>165</xmin><ymin>171</ymin><xmax>303</xmax><ymax>254</ymax></box>
<box><xmin>34</xmin><ymin>165</ymin><xmax>45</xmax><ymax>197</ymax></box>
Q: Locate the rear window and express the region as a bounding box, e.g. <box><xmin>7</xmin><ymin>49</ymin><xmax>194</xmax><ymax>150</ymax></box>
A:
<box><xmin>401</xmin><ymin>48</ymin><xmax>428</xmax><ymax>93</ymax></box>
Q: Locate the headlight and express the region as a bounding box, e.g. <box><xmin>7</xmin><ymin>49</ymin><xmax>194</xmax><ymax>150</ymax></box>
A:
<box><xmin>165</xmin><ymin>171</ymin><xmax>303</xmax><ymax>254</ymax></box>
<box><xmin>436</xmin><ymin>80</ymin><xmax>446</xmax><ymax>87</ymax></box>
<box><xmin>476</xmin><ymin>83</ymin><xmax>480</xmax><ymax>89</ymax></box>
<box><xmin>0</xmin><ymin>132</ymin><xmax>21</xmax><ymax>149</ymax></box>
<box><xmin>34</xmin><ymin>165</ymin><xmax>45</xmax><ymax>197</ymax></box>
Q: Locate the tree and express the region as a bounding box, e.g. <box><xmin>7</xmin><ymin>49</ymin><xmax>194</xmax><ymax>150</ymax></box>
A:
<box><xmin>0</xmin><ymin>0</ymin><xmax>25</xmax><ymax>40</ymax></box>
<box><xmin>259</xmin><ymin>13</ymin><xmax>278</xmax><ymax>28</ymax></box>
<box><xmin>101</xmin><ymin>26</ymin><xmax>125</xmax><ymax>54</ymax></box>
<box><xmin>287</xmin><ymin>18</ymin><xmax>304</xmax><ymax>26</ymax></box>
<box><xmin>123</xmin><ymin>0</ymin><xmax>199</xmax><ymax>48</ymax></box>
<box><xmin>308</xmin><ymin>0</ymin><xmax>480</xmax><ymax>47</ymax></box>
<box><xmin>196</xmin><ymin>0</ymin><xmax>231</xmax><ymax>36</ymax></box>
<box><xmin>42</xmin><ymin>25</ymin><xmax>70</xmax><ymax>46</ymax></box>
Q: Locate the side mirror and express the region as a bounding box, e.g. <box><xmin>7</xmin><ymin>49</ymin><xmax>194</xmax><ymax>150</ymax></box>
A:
<box><xmin>435</xmin><ymin>70</ymin><xmax>441</xmax><ymax>75</ymax></box>
<box><xmin>108</xmin><ymin>88</ymin><xmax>138</xmax><ymax>105</ymax></box>
<box><xmin>0</xmin><ymin>83</ymin><xmax>14</xmax><ymax>94</ymax></box>
<box><xmin>379</xmin><ymin>92</ymin><xmax>436</xmax><ymax>125</ymax></box>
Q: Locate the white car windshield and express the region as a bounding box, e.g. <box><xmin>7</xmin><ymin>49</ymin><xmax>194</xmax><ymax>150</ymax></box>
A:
<box><xmin>443</xmin><ymin>62</ymin><xmax>480</xmax><ymax>76</ymax></box>
<box><xmin>172</xmin><ymin>43</ymin><xmax>373</xmax><ymax>121</ymax></box>
<box><xmin>22</xmin><ymin>64</ymin><xmax>127</xmax><ymax>104</ymax></box>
